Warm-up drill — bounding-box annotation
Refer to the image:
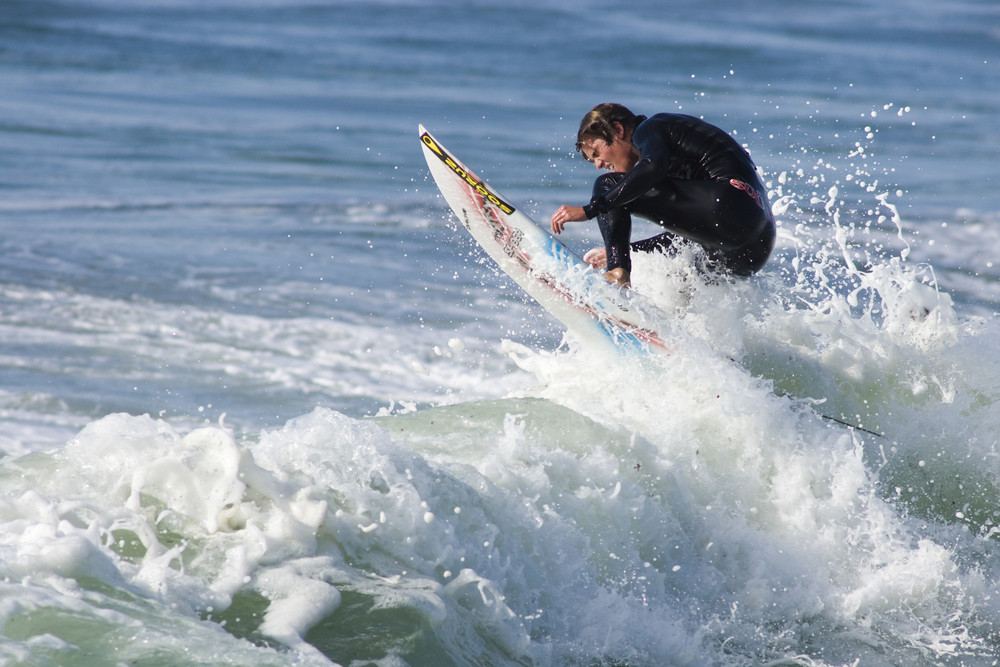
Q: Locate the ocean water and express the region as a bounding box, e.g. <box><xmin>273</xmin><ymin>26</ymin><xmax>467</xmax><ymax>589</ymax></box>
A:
<box><xmin>2</xmin><ymin>0</ymin><xmax>1000</xmax><ymax>665</ymax></box>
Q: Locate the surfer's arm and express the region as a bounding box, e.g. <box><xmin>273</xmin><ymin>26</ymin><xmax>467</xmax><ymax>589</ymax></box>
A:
<box><xmin>550</xmin><ymin>205</ymin><xmax>587</xmax><ymax>234</ymax></box>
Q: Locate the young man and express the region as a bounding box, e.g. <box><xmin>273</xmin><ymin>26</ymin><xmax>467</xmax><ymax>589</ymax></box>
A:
<box><xmin>550</xmin><ymin>103</ymin><xmax>776</xmax><ymax>286</ymax></box>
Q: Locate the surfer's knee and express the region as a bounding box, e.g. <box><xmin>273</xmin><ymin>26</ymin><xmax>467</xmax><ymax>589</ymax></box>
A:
<box><xmin>724</xmin><ymin>222</ymin><xmax>776</xmax><ymax>276</ymax></box>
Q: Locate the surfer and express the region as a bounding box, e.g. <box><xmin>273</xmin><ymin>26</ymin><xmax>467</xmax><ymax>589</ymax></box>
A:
<box><xmin>550</xmin><ymin>103</ymin><xmax>775</xmax><ymax>287</ymax></box>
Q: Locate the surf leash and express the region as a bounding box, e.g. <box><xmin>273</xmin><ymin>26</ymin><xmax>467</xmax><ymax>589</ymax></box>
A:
<box><xmin>819</xmin><ymin>413</ymin><xmax>884</xmax><ymax>438</ymax></box>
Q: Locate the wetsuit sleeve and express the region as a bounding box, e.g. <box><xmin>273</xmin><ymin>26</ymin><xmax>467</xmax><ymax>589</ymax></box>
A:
<box><xmin>583</xmin><ymin>122</ymin><xmax>671</xmax><ymax>219</ymax></box>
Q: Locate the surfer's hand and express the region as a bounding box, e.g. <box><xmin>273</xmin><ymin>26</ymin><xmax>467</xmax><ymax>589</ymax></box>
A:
<box><xmin>550</xmin><ymin>205</ymin><xmax>586</xmax><ymax>234</ymax></box>
<box><xmin>583</xmin><ymin>247</ymin><xmax>607</xmax><ymax>269</ymax></box>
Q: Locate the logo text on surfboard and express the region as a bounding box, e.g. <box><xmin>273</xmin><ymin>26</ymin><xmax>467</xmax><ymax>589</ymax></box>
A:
<box><xmin>421</xmin><ymin>132</ymin><xmax>515</xmax><ymax>215</ymax></box>
<box><xmin>500</xmin><ymin>227</ymin><xmax>523</xmax><ymax>258</ymax></box>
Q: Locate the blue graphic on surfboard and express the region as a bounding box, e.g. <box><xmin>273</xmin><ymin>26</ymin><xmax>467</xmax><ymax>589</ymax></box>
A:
<box><xmin>419</xmin><ymin>125</ymin><xmax>671</xmax><ymax>355</ymax></box>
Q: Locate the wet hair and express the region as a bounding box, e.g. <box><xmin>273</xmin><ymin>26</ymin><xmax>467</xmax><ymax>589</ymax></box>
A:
<box><xmin>575</xmin><ymin>103</ymin><xmax>648</xmax><ymax>156</ymax></box>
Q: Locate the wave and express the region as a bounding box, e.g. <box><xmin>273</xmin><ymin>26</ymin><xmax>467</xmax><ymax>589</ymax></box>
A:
<box><xmin>4</xmin><ymin>213</ymin><xmax>1000</xmax><ymax>664</ymax></box>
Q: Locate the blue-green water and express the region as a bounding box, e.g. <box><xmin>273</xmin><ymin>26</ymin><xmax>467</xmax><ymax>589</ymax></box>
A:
<box><xmin>2</xmin><ymin>0</ymin><xmax>999</xmax><ymax>664</ymax></box>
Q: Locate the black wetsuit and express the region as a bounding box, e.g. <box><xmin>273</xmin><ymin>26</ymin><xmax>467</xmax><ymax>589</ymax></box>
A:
<box><xmin>582</xmin><ymin>113</ymin><xmax>775</xmax><ymax>276</ymax></box>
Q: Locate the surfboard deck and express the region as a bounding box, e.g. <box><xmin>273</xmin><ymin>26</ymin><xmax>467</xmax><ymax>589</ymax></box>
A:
<box><xmin>419</xmin><ymin>125</ymin><xmax>671</xmax><ymax>355</ymax></box>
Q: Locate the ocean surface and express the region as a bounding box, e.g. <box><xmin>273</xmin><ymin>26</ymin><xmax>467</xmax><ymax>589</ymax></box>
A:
<box><xmin>2</xmin><ymin>0</ymin><xmax>1000</xmax><ymax>665</ymax></box>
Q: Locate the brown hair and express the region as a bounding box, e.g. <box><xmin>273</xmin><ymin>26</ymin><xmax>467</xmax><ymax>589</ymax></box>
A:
<box><xmin>575</xmin><ymin>103</ymin><xmax>648</xmax><ymax>154</ymax></box>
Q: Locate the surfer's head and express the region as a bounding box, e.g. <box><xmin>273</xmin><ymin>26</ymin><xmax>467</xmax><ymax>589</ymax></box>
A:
<box><xmin>576</xmin><ymin>103</ymin><xmax>645</xmax><ymax>172</ymax></box>
<box><xmin>575</xmin><ymin>103</ymin><xmax>647</xmax><ymax>155</ymax></box>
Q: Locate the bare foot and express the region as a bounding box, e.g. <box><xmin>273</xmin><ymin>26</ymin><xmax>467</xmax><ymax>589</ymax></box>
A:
<box><xmin>604</xmin><ymin>267</ymin><xmax>630</xmax><ymax>287</ymax></box>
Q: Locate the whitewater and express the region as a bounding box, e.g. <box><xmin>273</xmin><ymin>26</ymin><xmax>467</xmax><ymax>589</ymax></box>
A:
<box><xmin>2</xmin><ymin>0</ymin><xmax>999</xmax><ymax>665</ymax></box>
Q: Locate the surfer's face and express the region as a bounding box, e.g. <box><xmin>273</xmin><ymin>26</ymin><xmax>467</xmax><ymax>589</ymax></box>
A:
<box><xmin>580</xmin><ymin>124</ymin><xmax>636</xmax><ymax>173</ymax></box>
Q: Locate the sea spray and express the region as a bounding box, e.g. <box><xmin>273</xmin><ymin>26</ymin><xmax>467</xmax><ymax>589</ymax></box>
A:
<box><xmin>1</xmin><ymin>123</ymin><xmax>997</xmax><ymax>667</ymax></box>
<box><xmin>496</xmin><ymin>244</ymin><xmax>999</xmax><ymax>663</ymax></box>
<box><xmin>2</xmin><ymin>290</ymin><xmax>999</xmax><ymax>665</ymax></box>
<box><xmin>0</xmin><ymin>414</ymin><xmax>335</xmax><ymax>665</ymax></box>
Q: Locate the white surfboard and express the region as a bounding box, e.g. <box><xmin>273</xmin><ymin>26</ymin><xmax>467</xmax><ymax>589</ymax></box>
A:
<box><xmin>419</xmin><ymin>125</ymin><xmax>671</xmax><ymax>355</ymax></box>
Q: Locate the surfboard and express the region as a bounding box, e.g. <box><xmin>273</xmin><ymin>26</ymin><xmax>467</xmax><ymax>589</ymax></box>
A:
<box><xmin>419</xmin><ymin>125</ymin><xmax>671</xmax><ymax>355</ymax></box>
